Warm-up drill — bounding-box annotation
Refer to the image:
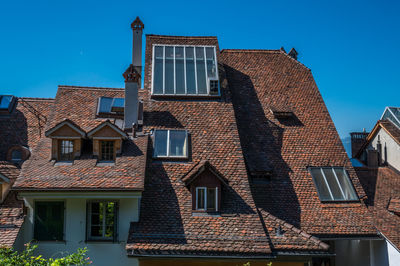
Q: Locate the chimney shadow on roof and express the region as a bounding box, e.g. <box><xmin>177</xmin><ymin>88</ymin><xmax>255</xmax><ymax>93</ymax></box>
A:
<box><xmin>128</xmin><ymin>138</ymin><xmax>186</xmax><ymax>246</ymax></box>
<box><xmin>224</xmin><ymin>65</ymin><xmax>301</xmax><ymax>228</ymax></box>
<box><xmin>144</xmin><ymin>111</ymin><xmax>184</xmax><ymax>128</ymax></box>
<box><xmin>0</xmin><ymin>108</ymin><xmax>28</xmax><ymax>161</ymax></box>
<box><xmin>122</xmin><ymin>139</ymin><xmax>144</xmax><ymax>157</ymax></box>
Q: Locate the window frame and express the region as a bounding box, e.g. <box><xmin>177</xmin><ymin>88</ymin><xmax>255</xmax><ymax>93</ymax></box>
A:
<box><xmin>99</xmin><ymin>140</ymin><xmax>115</xmax><ymax>162</ymax></box>
<box><xmin>86</xmin><ymin>200</ymin><xmax>118</xmax><ymax>242</ymax></box>
<box><xmin>153</xmin><ymin>129</ymin><xmax>189</xmax><ymax>159</ymax></box>
<box><xmin>195</xmin><ymin>186</ymin><xmax>218</xmax><ymax>212</ymax></box>
<box><xmin>58</xmin><ymin>139</ymin><xmax>74</xmax><ymax>162</ymax></box>
<box><xmin>151</xmin><ymin>44</ymin><xmax>220</xmax><ymax>96</ymax></box>
<box><xmin>33</xmin><ymin>200</ymin><xmax>65</xmax><ymax>242</ymax></box>
<box><xmin>309</xmin><ymin>167</ymin><xmax>359</xmax><ymax>202</ymax></box>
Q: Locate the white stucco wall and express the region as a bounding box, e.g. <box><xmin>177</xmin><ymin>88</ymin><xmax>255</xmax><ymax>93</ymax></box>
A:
<box><xmin>370</xmin><ymin>128</ymin><xmax>400</xmax><ymax>171</ymax></box>
<box><xmin>387</xmin><ymin>240</ymin><xmax>400</xmax><ymax>266</ymax></box>
<box><xmin>19</xmin><ymin>193</ymin><xmax>140</xmax><ymax>266</ymax></box>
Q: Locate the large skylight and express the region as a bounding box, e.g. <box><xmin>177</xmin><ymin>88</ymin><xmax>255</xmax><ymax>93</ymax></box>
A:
<box><xmin>381</xmin><ymin>107</ymin><xmax>400</xmax><ymax>129</ymax></box>
<box><xmin>0</xmin><ymin>95</ymin><xmax>16</xmax><ymax>113</ymax></box>
<box><xmin>97</xmin><ymin>97</ymin><xmax>124</xmax><ymax>114</ymax></box>
<box><xmin>309</xmin><ymin>167</ymin><xmax>358</xmax><ymax>202</ymax></box>
<box><xmin>152</xmin><ymin>45</ymin><xmax>219</xmax><ymax>96</ymax></box>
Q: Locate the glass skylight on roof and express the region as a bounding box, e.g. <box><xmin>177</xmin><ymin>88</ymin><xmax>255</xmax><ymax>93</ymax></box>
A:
<box><xmin>309</xmin><ymin>167</ymin><xmax>358</xmax><ymax>202</ymax></box>
<box><xmin>152</xmin><ymin>45</ymin><xmax>219</xmax><ymax>96</ymax></box>
<box><xmin>98</xmin><ymin>97</ymin><xmax>124</xmax><ymax>114</ymax></box>
<box><xmin>381</xmin><ymin>107</ymin><xmax>400</xmax><ymax>129</ymax></box>
<box><xmin>0</xmin><ymin>95</ymin><xmax>14</xmax><ymax>109</ymax></box>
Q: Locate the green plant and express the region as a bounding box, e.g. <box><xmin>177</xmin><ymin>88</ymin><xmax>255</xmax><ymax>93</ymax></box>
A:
<box><xmin>0</xmin><ymin>243</ymin><xmax>91</xmax><ymax>266</ymax></box>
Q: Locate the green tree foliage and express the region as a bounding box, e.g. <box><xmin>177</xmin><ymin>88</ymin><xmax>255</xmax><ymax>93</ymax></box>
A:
<box><xmin>0</xmin><ymin>243</ymin><xmax>92</xmax><ymax>266</ymax></box>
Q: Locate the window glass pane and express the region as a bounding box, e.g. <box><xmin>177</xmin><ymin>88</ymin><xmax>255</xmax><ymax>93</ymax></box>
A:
<box><xmin>153</xmin><ymin>46</ymin><xmax>164</xmax><ymax>94</ymax></box>
<box><xmin>309</xmin><ymin>168</ymin><xmax>332</xmax><ymax>201</ymax></box>
<box><xmin>334</xmin><ymin>168</ymin><xmax>358</xmax><ymax>200</ymax></box>
<box><xmin>60</xmin><ymin>140</ymin><xmax>74</xmax><ymax>161</ymax></box>
<box><xmin>0</xmin><ymin>95</ymin><xmax>13</xmax><ymax>109</ymax></box>
<box><xmin>164</xmin><ymin>47</ymin><xmax>174</xmax><ymax>94</ymax></box>
<box><xmin>34</xmin><ymin>202</ymin><xmax>64</xmax><ymax>241</ymax></box>
<box><xmin>99</xmin><ymin>97</ymin><xmax>113</xmax><ymax>113</ymax></box>
<box><xmin>197</xmin><ymin>188</ymin><xmax>205</xmax><ymax>209</ymax></box>
<box><xmin>207</xmin><ymin>188</ymin><xmax>216</xmax><ymax>210</ymax></box>
<box><xmin>206</xmin><ymin>47</ymin><xmax>217</xmax><ymax>79</ymax></box>
<box><xmin>175</xmin><ymin>47</ymin><xmax>185</xmax><ymax>94</ymax></box>
<box><xmin>154</xmin><ymin>130</ymin><xmax>168</xmax><ymax>157</ymax></box>
<box><xmin>322</xmin><ymin>168</ymin><xmax>344</xmax><ymax>200</ymax></box>
<box><xmin>196</xmin><ymin>47</ymin><xmax>207</xmax><ymax>94</ymax></box>
<box><xmin>112</xmin><ymin>98</ymin><xmax>124</xmax><ymax>108</ymax></box>
<box><xmin>169</xmin><ymin>130</ymin><xmax>187</xmax><ymax>157</ymax></box>
<box><xmin>100</xmin><ymin>141</ymin><xmax>114</xmax><ymax>161</ymax></box>
<box><xmin>12</xmin><ymin>150</ymin><xmax>22</xmax><ymax>161</ymax></box>
<box><xmin>185</xmin><ymin>47</ymin><xmax>196</xmax><ymax>94</ymax></box>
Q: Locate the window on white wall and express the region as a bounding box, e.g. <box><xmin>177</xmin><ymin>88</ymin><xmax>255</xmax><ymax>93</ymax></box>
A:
<box><xmin>152</xmin><ymin>45</ymin><xmax>219</xmax><ymax>96</ymax></box>
<box><xmin>87</xmin><ymin>201</ymin><xmax>118</xmax><ymax>241</ymax></box>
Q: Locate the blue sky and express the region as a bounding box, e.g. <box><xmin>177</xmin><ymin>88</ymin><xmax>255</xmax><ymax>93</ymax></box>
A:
<box><xmin>0</xmin><ymin>0</ymin><xmax>399</xmax><ymax>139</ymax></box>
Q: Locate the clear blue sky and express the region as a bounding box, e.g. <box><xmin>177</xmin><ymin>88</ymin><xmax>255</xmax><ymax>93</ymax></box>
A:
<box><xmin>1</xmin><ymin>0</ymin><xmax>399</xmax><ymax>139</ymax></box>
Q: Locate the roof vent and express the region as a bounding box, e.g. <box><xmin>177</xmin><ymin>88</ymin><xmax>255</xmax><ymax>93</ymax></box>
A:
<box><xmin>270</xmin><ymin>106</ymin><xmax>293</xmax><ymax>119</ymax></box>
<box><xmin>288</xmin><ymin>48</ymin><xmax>298</xmax><ymax>60</ymax></box>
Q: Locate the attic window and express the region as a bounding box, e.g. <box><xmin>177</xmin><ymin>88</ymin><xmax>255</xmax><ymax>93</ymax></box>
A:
<box><xmin>0</xmin><ymin>95</ymin><xmax>16</xmax><ymax>113</ymax></box>
<box><xmin>196</xmin><ymin>187</ymin><xmax>218</xmax><ymax>212</ymax></box>
<box><xmin>97</xmin><ymin>97</ymin><xmax>124</xmax><ymax>115</ymax></box>
<box><xmin>153</xmin><ymin>129</ymin><xmax>188</xmax><ymax>158</ymax></box>
<box><xmin>309</xmin><ymin>167</ymin><xmax>358</xmax><ymax>202</ymax></box>
<box><xmin>270</xmin><ymin>107</ymin><xmax>293</xmax><ymax>119</ymax></box>
<box><xmin>11</xmin><ymin>150</ymin><xmax>22</xmax><ymax>162</ymax></box>
<box><xmin>152</xmin><ymin>45</ymin><xmax>219</xmax><ymax>96</ymax></box>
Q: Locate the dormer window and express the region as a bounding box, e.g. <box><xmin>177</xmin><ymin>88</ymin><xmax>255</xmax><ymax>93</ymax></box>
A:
<box><xmin>11</xmin><ymin>149</ymin><xmax>22</xmax><ymax>162</ymax></box>
<box><xmin>100</xmin><ymin>141</ymin><xmax>115</xmax><ymax>161</ymax></box>
<box><xmin>153</xmin><ymin>129</ymin><xmax>188</xmax><ymax>158</ymax></box>
<box><xmin>196</xmin><ymin>187</ymin><xmax>218</xmax><ymax>211</ymax></box>
<box><xmin>59</xmin><ymin>140</ymin><xmax>74</xmax><ymax>161</ymax></box>
<box><xmin>152</xmin><ymin>45</ymin><xmax>219</xmax><ymax>96</ymax></box>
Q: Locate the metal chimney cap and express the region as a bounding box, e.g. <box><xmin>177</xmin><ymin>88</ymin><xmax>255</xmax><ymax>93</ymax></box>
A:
<box><xmin>131</xmin><ymin>16</ymin><xmax>144</xmax><ymax>30</ymax></box>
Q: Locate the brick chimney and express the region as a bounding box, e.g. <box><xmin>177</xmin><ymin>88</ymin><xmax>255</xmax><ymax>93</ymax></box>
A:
<box><xmin>350</xmin><ymin>131</ymin><xmax>369</xmax><ymax>158</ymax></box>
<box><xmin>123</xmin><ymin>17</ymin><xmax>143</xmax><ymax>131</ymax></box>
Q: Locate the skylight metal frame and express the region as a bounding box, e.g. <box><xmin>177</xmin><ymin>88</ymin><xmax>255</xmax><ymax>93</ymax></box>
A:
<box><xmin>151</xmin><ymin>44</ymin><xmax>220</xmax><ymax>96</ymax></box>
<box><xmin>381</xmin><ymin>106</ymin><xmax>400</xmax><ymax>130</ymax></box>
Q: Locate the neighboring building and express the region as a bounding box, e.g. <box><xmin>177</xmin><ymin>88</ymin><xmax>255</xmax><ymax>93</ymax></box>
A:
<box><xmin>352</xmin><ymin>107</ymin><xmax>400</xmax><ymax>266</ymax></box>
<box><xmin>0</xmin><ymin>17</ymin><xmax>386</xmax><ymax>265</ymax></box>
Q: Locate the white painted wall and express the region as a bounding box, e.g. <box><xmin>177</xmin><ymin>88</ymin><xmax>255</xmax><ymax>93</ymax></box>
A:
<box><xmin>387</xmin><ymin>239</ymin><xmax>400</xmax><ymax>266</ymax></box>
<box><xmin>369</xmin><ymin>128</ymin><xmax>400</xmax><ymax>171</ymax></box>
<box><xmin>19</xmin><ymin>195</ymin><xmax>139</xmax><ymax>266</ymax></box>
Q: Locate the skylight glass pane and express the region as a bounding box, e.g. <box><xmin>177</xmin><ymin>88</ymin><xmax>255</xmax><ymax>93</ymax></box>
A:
<box><xmin>164</xmin><ymin>47</ymin><xmax>174</xmax><ymax>94</ymax></box>
<box><xmin>153</xmin><ymin>46</ymin><xmax>164</xmax><ymax>94</ymax></box>
<box><xmin>195</xmin><ymin>47</ymin><xmax>207</xmax><ymax>94</ymax></box>
<box><xmin>185</xmin><ymin>47</ymin><xmax>196</xmax><ymax>94</ymax></box>
<box><xmin>0</xmin><ymin>95</ymin><xmax>13</xmax><ymax>109</ymax></box>
<box><xmin>309</xmin><ymin>168</ymin><xmax>332</xmax><ymax>201</ymax></box>
<box><xmin>175</xmin><ymin>47</ymin><xmax>185</xmax><ymax>94</ymax></box>
<box><xmin>99</xmin><ymin>97</ymin><xmax>113</xmax><ymax>113</ymax></box>
<box><xmin>154</xmin><ymin>130</ymin><xmax>168</xmax><ymax>157</ymax></box>
<box><xmin>112</xmin><ymin>98</ymin><xmax>124</xmax><ymax>108</ymax></box>
<box><xmin>383</xmin><ymin>108</ymin><xmax>400</xmax><ymax>129</ymax></box>
<box><xmin>322</xmin><ymin>168</ymin><xmax>345</xmax><ymax>200</ymax></box>
<box><xmin>334</xmin><ymin>168</ymin><xmax>358</xmax><ymax>200</ymax></box>
<box><xmin>169</xmin><ymin>130</ymin><xmax>187</xmax><ymax>157</ymax></box>
<box><xmin>206</xmin><ymin>47</ymin><xmax>217</xmax><ymax>79</ymax></box>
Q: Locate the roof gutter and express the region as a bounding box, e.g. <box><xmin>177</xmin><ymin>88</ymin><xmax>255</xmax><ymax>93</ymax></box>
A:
<box><xmin>127</xmin><ymin>252</ymin><xmax>275</xmax><ymax>259</ymax></box>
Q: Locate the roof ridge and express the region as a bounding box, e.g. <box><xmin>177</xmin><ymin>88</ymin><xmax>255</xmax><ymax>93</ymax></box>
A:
<box><xmin>146</xmin><ymin>34</ymin><xmax>217</xmax><ymax>40</ymax></box>
<box><xmin>278</xmin><ymin>50</ymin><xmax>311</xmax><ymax>71</ymax></box>
<box><xmin>221</xmin><ymin>49</ymin><xmax>281</xmax><ymax>53</ymax></box>
<box><xmin>258</xmin><ymin>209</ymin><xmax>329</xmax><ymax>250</ymax></box>
<box><xmin>18</xmin><ymin>97</ymin><xmax>54</xmax><ymax>102</ymax></box>
<box><xmin>58</xmin><ymin>85</ymin><xmax>124</xmax><ymax>91</ymax></box>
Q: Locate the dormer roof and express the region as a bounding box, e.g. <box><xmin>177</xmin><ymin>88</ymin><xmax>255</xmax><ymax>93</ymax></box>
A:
<box><xmin>87</xmin><ymin>120</ymin><xmax>128</xmax><ymax>139</ymax></box>
<box><xmin>181</xmin><ymin>160</ymin><xmax>228</xmax><ymax>186</ymax></box>
<box><xmin>45</xmin><ymin>119</ymin><xmax>86</xmax><ymax>138</ymax></box>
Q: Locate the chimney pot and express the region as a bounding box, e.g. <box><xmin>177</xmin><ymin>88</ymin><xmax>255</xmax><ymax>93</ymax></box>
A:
<box><xmin>288</xmin><ymin>48</ymin><xmax>298</xmax><ymax>60</ymax></box>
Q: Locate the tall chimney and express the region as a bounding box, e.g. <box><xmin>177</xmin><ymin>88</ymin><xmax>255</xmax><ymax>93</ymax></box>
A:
<box><xmin>123</xmin><ymin>17</ymin><xmax>143</xmax><ymax>131</ymax></box>
<box><xmin>350</xmin><ymin>131</ymin><xmax>369</xmax><ymax>158</ymax></box>
<box><xmin>131</xmin><ymin>16</ymin><xmax>144</xmax><ymax>74</ymax></box>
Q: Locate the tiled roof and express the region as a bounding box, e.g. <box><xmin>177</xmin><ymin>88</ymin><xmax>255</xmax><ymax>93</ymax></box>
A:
<box><xmin>126</xmin><ymin>35</ymin><xmax>330</xmax><ymax>257</ymax></box>
<box><xmin>0</xmin><ymin>162</ymin><xmax>20</xmax><ymax>182</ymax></box>
<box><xmin>13</xmin><ymin>86</ymin><xmax>148</xmax><ymax>191</ymax></box>
<box><xmin>181</xmin><ymin>160</ymin><xmax>228</xmax><ymax>186</ymax></box>
<box><xmin>0</xmin><ymin>192</ymin><xmax>24</xmax><ymax>248</ymax></box>
<box><xmin>220</xmin><ymin>49</ymin><xmax>377</xmax><ymax>237</ymax></box>
<box><xmin>0</xmin><ymin>97</ymin><xmax>54</xmax><ymax>161</ymax></box>
<box><xmin>357</xmin><ymin>166</ymin><xmax>400</xmax><ymax>250</ymax></box>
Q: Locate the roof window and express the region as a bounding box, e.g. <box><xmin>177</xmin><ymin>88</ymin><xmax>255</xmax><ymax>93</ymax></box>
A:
<box><xmin>153</xmin><ymin>129</ymin><xmax>188</xmax><ymax>158</ymax></box>
<box><xmin>152</xmin><ymin>45</ymin><xmax>219</xmax><ymax>96</ymax></box>
<box><xmin>0</xmin><ymin>95</ymin><xmax>17</xmax><ymax>114</ymax></box>
<box><xmin>309</xmin><ymin>167</ymin><xmax>358</xmax><ymax>202</ymax></box>
<box><xmin>97</xmin><ymin>97</ymin><xmax>125</xmax><ymax>115</ymax></box>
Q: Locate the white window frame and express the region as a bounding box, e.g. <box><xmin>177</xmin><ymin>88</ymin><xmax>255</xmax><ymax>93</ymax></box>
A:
<box><xmin>309</xmin><ymin>167</ymin><xmax>358</xmax><ymax>202</ymax></box>
<box><xmin>195</xmin><ymin>187</ymin><xmax>218</xmax><ymax>211</ymax></box>
<box><xmin>151</xmin><ymin>44</ymin><xmax>220</xmax><ymax>96</ymax></box>
<box><xmin>153</xmin><ymin>129</ymin><xmax>189</xmax><ymax>158</ymax></box>
<box><xmin>87</xmin><ymin>200</ymin><xmax>118</xmax><ymax>241</ymax></box>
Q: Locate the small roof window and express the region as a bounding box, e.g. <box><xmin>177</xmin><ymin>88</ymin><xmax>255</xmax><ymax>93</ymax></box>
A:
<box><xmin>309</xmin><ymin>167</ymin><xmax>358</xmax><ymax>202</ymax></box>
<box><xmin>0</xmin><ymin>95</ymin><xmax>16</xmax><ymax>113</ymax></box>
<box><xmin>97</xmin><ymin>97</ymin><xmax>125</xmax><ymax>115</ymax></box>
